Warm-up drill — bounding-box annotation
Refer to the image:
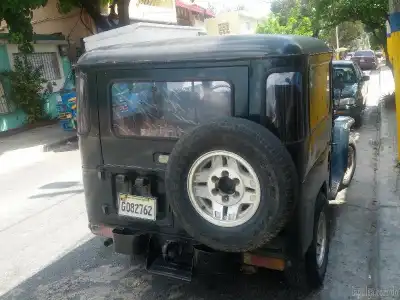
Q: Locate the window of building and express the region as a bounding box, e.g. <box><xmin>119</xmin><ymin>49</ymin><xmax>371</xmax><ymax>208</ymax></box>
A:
<box><xmin>111</xmin><ymin>80</ymin><xmax>232</xmax><ymax>138</ymax></box>
<box><xmin>218</xmin><ymin>22</ymin><xmax>231</xmax><ymax>35</ymax></box>
<box><xmin>0</xmin><ymin>82</ymin><xmax>11</xmax><ymax>114</ymax></box>
<box><xmin>13</xmin><ymin>52</ymin><xmax>61</xmax><ymax>81</ymax></box>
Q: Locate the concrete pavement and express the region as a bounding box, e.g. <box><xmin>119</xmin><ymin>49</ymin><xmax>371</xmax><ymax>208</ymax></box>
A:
<box><xmin>0</xmin><ymin>68</ymin><xmax>398</xmax><ymax>300</ymax></box>
<box><xmin>0</xmin><ymin>123</ymin><xmax>76</xmax><ymax>175</ymax></box>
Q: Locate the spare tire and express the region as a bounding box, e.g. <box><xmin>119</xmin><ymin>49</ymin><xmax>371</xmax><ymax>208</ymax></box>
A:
<box><xmin>165</xmin><ymin>118</ymin><xmax>298</xmax><ymax>252</ymax></box>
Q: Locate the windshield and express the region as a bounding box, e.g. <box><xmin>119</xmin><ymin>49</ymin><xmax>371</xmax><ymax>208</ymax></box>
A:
<box><xmin>354</xmin><ymin>50</ymin><xmax>374</xmax><ymax>57</ymax></box>
<box><xmin>333</xmin><ymin>66</ymin><xmax>357</xmax><ymax>84</ymax></box>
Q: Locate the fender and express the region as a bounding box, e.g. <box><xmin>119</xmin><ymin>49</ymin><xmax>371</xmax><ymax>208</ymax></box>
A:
<box><xmin>329</xmin><ymin>116</ymin><xmax>355</xmax><ymax>199</ymax></box>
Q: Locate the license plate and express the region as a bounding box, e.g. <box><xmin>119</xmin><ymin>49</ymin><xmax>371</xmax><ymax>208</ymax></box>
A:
<box><xmin>118</xmin><ymin>193</ymin><xmax>156</xmax><ymax>221</ymax></box>
<box><xmin>360</xmin><ymin>59</ymin><xmax>365</xmax><ymax>62</ymax></box>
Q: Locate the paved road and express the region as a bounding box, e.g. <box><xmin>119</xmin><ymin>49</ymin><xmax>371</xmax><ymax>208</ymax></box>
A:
<box><xmin>0</xmin><ymin>68</ymin><xmax>390</xmax><ymax>300</ymax></box>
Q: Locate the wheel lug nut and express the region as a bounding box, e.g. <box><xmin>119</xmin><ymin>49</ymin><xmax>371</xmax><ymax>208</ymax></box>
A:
<box><xmin>212</xmin><ymin>189</ymin><xmax>218</xmax><ymax>195</ymax></box>
<box><xmin>233</xmin><ymin>178</ymin><xmax>240</xmax><ymax>185</ymax></box>
<box><xmin>221</xmin><ymin>171</ymin><xmax>229</xmax><ymax>177</ymax></box>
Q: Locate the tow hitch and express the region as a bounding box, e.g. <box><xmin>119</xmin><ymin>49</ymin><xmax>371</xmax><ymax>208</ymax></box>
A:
<box><xmin>146</xmin><ymin>238</ymin><xmax>194</xmax><ymax>282</ymax></box>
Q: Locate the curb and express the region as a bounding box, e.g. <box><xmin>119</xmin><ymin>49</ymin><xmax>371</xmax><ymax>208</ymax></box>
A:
<box><xmin>43</xmin><ymin>135</ymin><xmax>78</xmax><ymax>152</ymax></box>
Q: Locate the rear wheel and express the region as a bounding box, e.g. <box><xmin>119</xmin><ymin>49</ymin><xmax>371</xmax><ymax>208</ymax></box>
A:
<box><xmin>165</xmin><ymin>118</ymin><xmax>298</xmax><ymax>252</ymax></box>
<box><xmin>284</xmin><ymin>192</ymin><xmax>330</xmax><ymax>291</ymax></box>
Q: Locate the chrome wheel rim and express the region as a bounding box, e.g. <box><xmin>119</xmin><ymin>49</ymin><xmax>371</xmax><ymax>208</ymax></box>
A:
<box><xmin>343</xmin><ymin>146</ymin><xmax>355</xmax><ymax>183</ymax></box>
<box><xmin>316</xmin><ymin>211</ymin><xmax>327</xmax><ymax>268</ymax></box>
<box><xmin>187</xmin><ymin>150</ymin><xmax>261</xmax><ymax>227</ymax></box>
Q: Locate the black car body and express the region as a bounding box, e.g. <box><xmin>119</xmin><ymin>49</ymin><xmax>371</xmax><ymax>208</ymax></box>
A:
<box><xmin>333</xmin><ymin>60</ymin><xmax>369</xmax><ymax>124</ymax></box>
<box><xmin>351</xmin><ymin>49</ymin><xmax>378</xmax><ymax>70</ymax></box>
<box><xmin>76</xmin><ymin>34</ymin><xmax>355</xmax><ymax>289</ymax></box>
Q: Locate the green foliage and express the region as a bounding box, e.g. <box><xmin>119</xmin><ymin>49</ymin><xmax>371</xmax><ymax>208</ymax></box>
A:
<box><xmin>321</xmin><ymin>21</ymin><xmax>366</xmax><ymax>49</ymax></box>
<box><xmin>315</xmin><ymin>0</ymin><xmax>388</xmax><ymax>49</ymax></box>
<box><xmin>0</xmin><ymin>0</ymin><xmax>47</xmax><ymax>53</ymax></box>
<box><xmin>0</xmin><ymin>0</ymin><xmax>132</xmax><ymax>51</ymax></box>
<box><xmin>270</xmin><ymin>0</ymin><xmax>324</xmax><ymax>37</ymax></box>
<box><xmin>0</xmin><ymin>56</ymin><xmax>48</xmax><ymax>123</ymax></box>
<box><xmin>257</xmin><ymin>0</ymin><xmax>313</xmax><ymax>36</ymax></box>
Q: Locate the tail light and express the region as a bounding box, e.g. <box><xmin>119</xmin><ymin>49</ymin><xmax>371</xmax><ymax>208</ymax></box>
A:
<box><xmin>76</xmin><ymin>71</ymin><xmax>90</xmax><ymax>135</ymax></box>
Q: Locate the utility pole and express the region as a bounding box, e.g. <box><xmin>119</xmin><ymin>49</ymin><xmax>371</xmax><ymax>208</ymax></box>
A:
<box><xmin>335</xmin><ymin>25</ymin><xmax>340</xmax><ymax>60</ymax></box>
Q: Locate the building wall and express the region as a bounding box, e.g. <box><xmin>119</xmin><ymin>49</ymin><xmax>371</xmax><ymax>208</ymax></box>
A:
<box><xmin>205</xmin><ymin>12</ymin><xmax>241</xmax><ymax>35</ymax></box>
<box><xmin>205</xmin><ymin>11</ymin><xmax>260</xmax><ymax>35</ymax></box>
<box><xmin>30</xmin><ymin>0</ymin><xmax>94</xmax><ymax>46</ymax></box>
<box><xmin>0</xmin><ymin>43</ymin><xmax>71</xmax><ymax>132</ymax></box>
<box><xmin>129</xmin><ymin>0</ymin><xmax>177</xmax><ymax>23</ymax></box>
<box><xmin>0</xmin><ymin>0</ymin><xmax>94</xmax><ymax>49</ymax></box>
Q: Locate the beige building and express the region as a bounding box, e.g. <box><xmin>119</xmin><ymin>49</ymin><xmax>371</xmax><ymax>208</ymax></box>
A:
<box><xmin>205</xmin><ymin>11</ymin><xmax>261</xmax><ymax>36</ymax></box>
<box><xmin>30</xmin><ymin>0</ymin><xmax>95</xmax><ymax>45</ymax></box>
<box><xmin>0</xmin><ymin>0</ymin><xmax>95</xmax><ymax>57</ymax></box>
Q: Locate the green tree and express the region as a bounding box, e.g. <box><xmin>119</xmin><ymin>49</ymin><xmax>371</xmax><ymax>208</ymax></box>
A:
<box><xmin>315</xmin><ymin>0</ymin><xmax>388</xmax><ymax>60</ymax></box>
<box><xmin>322</xmin><ymin>21</ymin><xmax>367</xmax><ymax>49</ymax></box>
<box><xmin>257</xmin><ymin>0</ymin><xmax>313</xmax><ymax>36</ymax></box>
<box><xmin>270</xmin><ymin>0</ymin><xmax>324</xmax><ymax>37</ymax></box>
<box><xmin>0</xmin><ymin>55</ymin><xmax>48</xmax><ymax>123</ymax></box>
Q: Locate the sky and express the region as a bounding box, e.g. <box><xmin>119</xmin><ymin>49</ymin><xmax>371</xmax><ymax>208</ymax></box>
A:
<box><xmin>197</xmin><ymin>0</ymin><xmax>271</xmax><ymax>18</ymax></box>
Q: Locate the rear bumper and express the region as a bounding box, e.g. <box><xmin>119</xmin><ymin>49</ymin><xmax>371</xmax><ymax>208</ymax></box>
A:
<box><xmin>83</xmin><ymin>166</ymin><xmax>310</xmax><ymax>264</ymax></box>
<box><xmin>106</xmin><ymin>226</ymin><xmax>286</xmax><ymax>281</ymax></box>
<box><xmin>354</xmin><ymin>61</ymin><xmax>377</xmax><ymax>70</ymax></box>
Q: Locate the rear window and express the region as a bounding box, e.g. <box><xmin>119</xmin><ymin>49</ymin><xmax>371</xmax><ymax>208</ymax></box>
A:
<box><xmin>111</xmin><ymin>80</ymin><xmax>232</xmax><ymax>138</ymax></box>
<box><xmin>333</xmin><ymin>65</ymin><xmax>357</xmax><ymax>83</ymax></box>
<box><xmin>354</xmin><ymin>50</ymin><xmax>374</xmax><ymax>57</ymax></box>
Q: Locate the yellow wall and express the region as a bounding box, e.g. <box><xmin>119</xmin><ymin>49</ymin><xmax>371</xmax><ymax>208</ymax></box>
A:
<box><xmin>388</xmin><ymin>31</ymin><xmax>400</xmax><ymax>161</ymax></box>
<box><xmin>205</xmin><ymin>11</ymin><xmax>259</xmax><ymax>36</ymax></box>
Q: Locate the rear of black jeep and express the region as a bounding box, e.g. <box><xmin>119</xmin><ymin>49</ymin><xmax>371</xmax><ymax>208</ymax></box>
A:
<box><xmin>76</xmin><ymin>35</ymin><xmax>334</xmax><ymax>291</ymax></box>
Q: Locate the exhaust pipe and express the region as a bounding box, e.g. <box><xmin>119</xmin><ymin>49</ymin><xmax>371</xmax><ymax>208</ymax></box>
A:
<box><xmin>162</xmin><ymin>240</ymin><xmax>183</xmax><ymax>262</ymax></box>
<box><xmin>104</xmin><ymin>238</ymin><xmax>113</xmax><ymax>247</ymax></box>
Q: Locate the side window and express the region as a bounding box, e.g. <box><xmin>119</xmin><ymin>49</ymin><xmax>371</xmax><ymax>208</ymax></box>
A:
<box><xmin>266</xmin><ymin>72</ymin><xmax>303</xmax><ymax>138</ymax></box>
<box><xmin>354</xmin><ymin>64</ymin><xmax>363</xmax><ymax>80</ymax></box>
<box><xmin>309</xmin><ymin>62</ymin><xmax>330</xmax><ymax>130</ymax></box>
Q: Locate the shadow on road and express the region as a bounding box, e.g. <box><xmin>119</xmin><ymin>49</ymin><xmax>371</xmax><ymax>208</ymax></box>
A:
<box><xmin>0</xmin><ymin>236</ymin><xmax>311</xmax><ymax>300</ymax></box>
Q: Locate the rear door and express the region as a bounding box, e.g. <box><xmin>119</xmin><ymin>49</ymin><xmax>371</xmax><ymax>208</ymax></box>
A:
<box><xmin>96</xmin><ymin>66</ymin><xmax>249</xmax><ymax>169</ymax></box>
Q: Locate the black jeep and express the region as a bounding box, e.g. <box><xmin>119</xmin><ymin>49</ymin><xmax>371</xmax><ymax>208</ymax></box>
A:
<box><xmin>76</xmin><ymin>34</ymin><xmax>356</xmax><ymax>290</ymax></box>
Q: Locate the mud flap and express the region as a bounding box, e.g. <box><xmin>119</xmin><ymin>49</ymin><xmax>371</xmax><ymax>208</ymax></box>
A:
<box><xmin>329</xmin><ymin>116</ymin><xmax>355</xmax><ymax>199</ymax></box>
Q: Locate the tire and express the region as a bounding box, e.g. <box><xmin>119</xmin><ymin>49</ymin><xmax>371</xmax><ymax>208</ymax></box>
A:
<box><xmin>340</xmin><ymin>138</ymin><xmax>356</xmax><ymax>188</ymax></box>
<box><xmin>165</xmin><ymin>117</ymin><xmax>298</xmax><ymax>252</ymax></box>
<box><xmin>284</xmin><ymin>192</ymin><xmax>330</xmax><ymax>291</ymax></box>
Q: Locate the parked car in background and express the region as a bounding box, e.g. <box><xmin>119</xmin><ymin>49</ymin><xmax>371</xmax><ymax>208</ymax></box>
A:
<box><xmin>344</xmin><ymin>52</ymin><xmax>354</xmax><ymax>60</ymax></box>
<box><xmin>351</xmin><ymin>49</ymin><xmax>378</xmax><ymax>70</ymax></box>
<box><xmin>333</xmin><ymin>60</ymin><xmax>369</xmax><ymax>126</ymax></box>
